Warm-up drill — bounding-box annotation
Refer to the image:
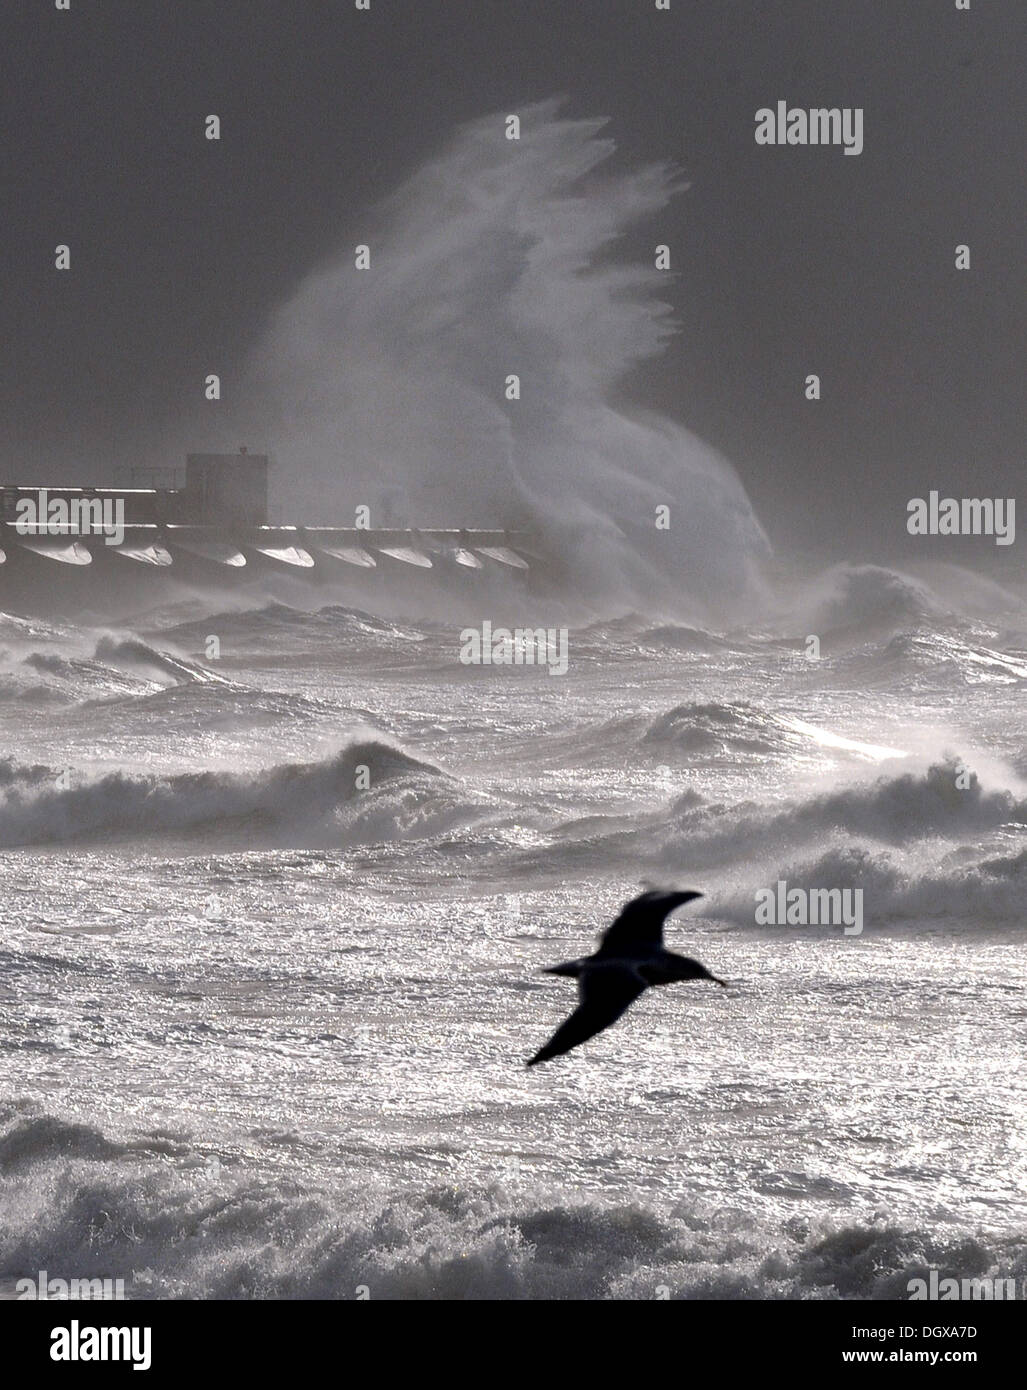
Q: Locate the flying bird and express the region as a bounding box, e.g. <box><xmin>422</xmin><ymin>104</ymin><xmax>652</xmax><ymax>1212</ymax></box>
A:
<box><xmin>527</xmin><ymin>889</ymin><xmax>725</xmax><ymax>1066</ymax></box>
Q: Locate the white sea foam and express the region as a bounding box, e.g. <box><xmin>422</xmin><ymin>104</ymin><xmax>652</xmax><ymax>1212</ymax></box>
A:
<box><xmin>0</xmin><ymin>742</ymin><xmax>459</xmax><ymax>848</ymax></box>
<box><xmin>225</xmin><ymin>102</ymin><xmax>770</xmax><ymax>616</ymax></box>
<box><xmin>1</xmin><ymin>1110</ymin><xmax>1024</xmax><ymax>1301</ymax></box>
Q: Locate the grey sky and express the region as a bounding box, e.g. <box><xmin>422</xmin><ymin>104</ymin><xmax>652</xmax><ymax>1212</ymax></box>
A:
<box><xmin>3</xmin><ymin>0</ymin><xmax>1023</xmax><ymax>571</ymax></box>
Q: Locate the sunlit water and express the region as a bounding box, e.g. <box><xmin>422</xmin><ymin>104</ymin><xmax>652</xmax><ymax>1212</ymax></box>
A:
<box><xmin>1</xmin><ymin>572</ymin><xmax>1025</xmax><ymax>1299</ymax></box>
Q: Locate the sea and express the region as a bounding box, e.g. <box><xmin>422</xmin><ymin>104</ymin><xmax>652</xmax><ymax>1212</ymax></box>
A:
<box><xmin>1</xmin><ymin>558</ymin><xmax>1025</xmax><ymax>1299</ymax></box>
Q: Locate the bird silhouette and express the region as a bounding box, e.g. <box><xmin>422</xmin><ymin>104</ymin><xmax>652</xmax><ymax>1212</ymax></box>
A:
<box><xmin>527</xmin><ymin>889</ymin><xmax>725</xmax><ymax>1066</ymax></box>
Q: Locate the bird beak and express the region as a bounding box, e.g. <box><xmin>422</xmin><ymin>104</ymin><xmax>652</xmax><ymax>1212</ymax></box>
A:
<box><xmin>711</xmin><ymin>975</ymin><xmax>727</xmax><ymax>987</ymax></box>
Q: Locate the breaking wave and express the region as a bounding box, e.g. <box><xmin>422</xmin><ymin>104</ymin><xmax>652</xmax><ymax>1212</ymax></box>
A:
<box><xmin>526</xmin><ymin>759</ymin><xmax>1027</xmax><ymax>898</ymax></box>
<box><xmin>0</xmin><ymin>741</ymin><xmax>486</xmax><ymax>848</ymax></box>
<box><xmin>1</xmin><ymin>1109</ymin><xmax>1023</xmax><ymax>1300</ymax></box>
<box><xmin>641</xmin><ymin>701</ymin><xmax>804</xmax><ymax>756</ymax></box>
<box><xmin>223</xmin><ymin>100</ymin><xmax>770</xmax><ymax>616</ymax></box>
<box><xmin>92</xmin><ymin>636</ymin><xmax>228</xmax><ymax>685</ymax></box>
<box><xmin>750</xmin><ymin>760</ymin><xmax>1025</xmax><ymax>845</ymax></box>
<box><xmin>713</xmin><ymin>844</ymin><xmax>1027</xmax><ymax>926</ymax></box>
<box><xmin>804</xmin><ymin>565</ymin><xmax>943</xmax><ymax>637</ymax></box>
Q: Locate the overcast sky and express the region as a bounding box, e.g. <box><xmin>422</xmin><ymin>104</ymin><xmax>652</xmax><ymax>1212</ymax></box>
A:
<box><xmin>3</xmin><ymin>0</ymin><xmax>1023</xmax><ymax>569</ymax></box>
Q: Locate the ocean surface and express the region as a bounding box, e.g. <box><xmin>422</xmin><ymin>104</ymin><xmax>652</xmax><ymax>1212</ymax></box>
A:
<box><xmin>1</xmin><ymin>563</ymin><xmax>1025</xmax><ymax>1299</ymax></box>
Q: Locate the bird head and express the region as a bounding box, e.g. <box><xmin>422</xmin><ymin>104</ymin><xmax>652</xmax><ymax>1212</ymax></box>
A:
<box><xmin>678</xmin><ymin>956</ymin><xmax>727</xmax><ymax>986</ymax></box>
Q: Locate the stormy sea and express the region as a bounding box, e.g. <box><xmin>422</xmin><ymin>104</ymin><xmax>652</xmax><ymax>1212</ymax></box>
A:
<box><xmin>1</xmin><ymin>560</ymin><xmax>1025</xmax><ymax>1299</ymax></box>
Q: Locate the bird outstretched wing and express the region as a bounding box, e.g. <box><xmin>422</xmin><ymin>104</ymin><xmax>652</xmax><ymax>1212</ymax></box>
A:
<box><xmin>527</xmin><ymin>962</ymin><xmax>648</xmax><ymax>1066</ymax></box>
<box><xmin>596</xmin><ymin>889</ymin><xmax>703</xmax><ymax>957</ymax></box>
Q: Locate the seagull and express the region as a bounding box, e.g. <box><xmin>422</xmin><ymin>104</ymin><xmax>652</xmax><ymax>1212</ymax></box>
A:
<box><xmin>526</xmin><ymin>889</ymin><xmax>725</xmax><ymax>1066</ymax></box>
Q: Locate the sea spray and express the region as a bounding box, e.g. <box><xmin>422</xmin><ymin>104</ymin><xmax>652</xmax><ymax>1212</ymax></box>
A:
<box><xmin>234</xmin><ymin>100</ymin><xmax>770</xmax><ymax>616</ymax></box>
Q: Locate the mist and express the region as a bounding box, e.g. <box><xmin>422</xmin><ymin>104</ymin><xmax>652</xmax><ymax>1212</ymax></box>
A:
<box><xmin>233</xmin><ymin>102</ymin><xmax>771</xmax><ymax>617</ymax></box>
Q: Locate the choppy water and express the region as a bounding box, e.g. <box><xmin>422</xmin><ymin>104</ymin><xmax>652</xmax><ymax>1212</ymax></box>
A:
<box><xmin>1</xmin><ymin>562</ymin><xmax>1025</xmax><ymax>1299</ymax></box>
